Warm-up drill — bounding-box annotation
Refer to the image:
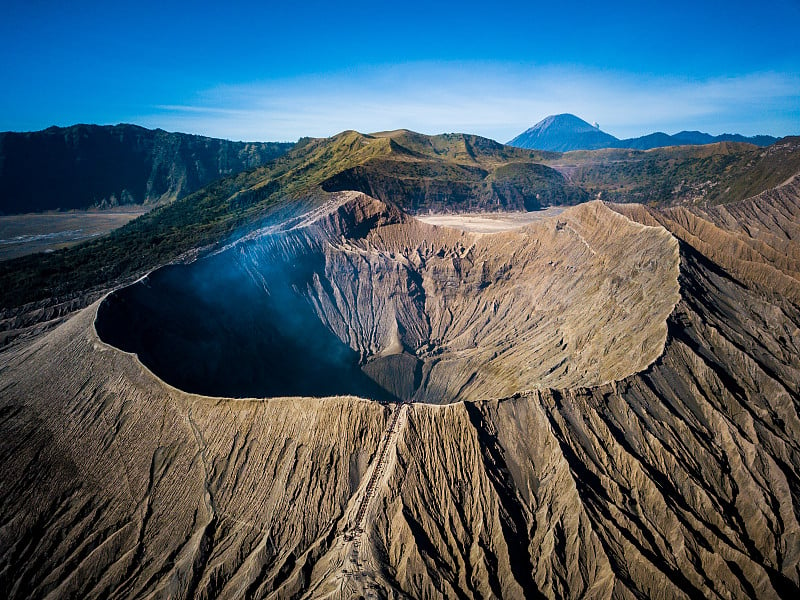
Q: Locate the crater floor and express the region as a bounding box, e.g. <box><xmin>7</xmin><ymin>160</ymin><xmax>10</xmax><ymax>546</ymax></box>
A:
<box><xmin>96</xmin><ymin>193</ymin><xmax>680</xmax><ymax>403</ymax></box>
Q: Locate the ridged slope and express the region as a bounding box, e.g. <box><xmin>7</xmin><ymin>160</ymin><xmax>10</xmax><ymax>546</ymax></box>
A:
<box><xmin>1</xmin><ymin>179</ymin><xmax>799</xmax><ymax>598</ymax></box>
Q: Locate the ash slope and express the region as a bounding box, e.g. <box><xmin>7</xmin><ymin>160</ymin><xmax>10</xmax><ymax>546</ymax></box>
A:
<box><xmin>1</xmin><ymin>183</ymin><xmax>799</xmax><ymax>599</ymax></box>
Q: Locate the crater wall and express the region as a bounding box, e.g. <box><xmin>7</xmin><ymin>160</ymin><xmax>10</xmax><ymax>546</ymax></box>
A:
<box><xmin>95</xmin><ymin>193</ymin><xmax>680</xmax><ymax>403</ymax></box>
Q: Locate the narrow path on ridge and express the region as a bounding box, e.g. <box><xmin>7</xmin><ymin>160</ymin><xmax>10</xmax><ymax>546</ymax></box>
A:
<box><xmin>337</xmin><ymin>401</ymin><xmax>410</xmax><ymax>599</ymax></box>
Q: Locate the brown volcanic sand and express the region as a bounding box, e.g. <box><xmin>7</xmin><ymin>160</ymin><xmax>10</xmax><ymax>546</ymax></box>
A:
<box><xmin>414</xmin><ymin>206</ymin><xmax>565</xmax><ymax>232</ymax></box>
<box><xmin>1</xmin><ymin>185</ymin><xmax>800</xmax><ymax>599</ymax></box>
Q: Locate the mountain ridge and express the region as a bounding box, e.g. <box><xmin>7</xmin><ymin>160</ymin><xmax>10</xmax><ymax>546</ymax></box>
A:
<box><xmin>509</xmin><ymin>113</ymin><xmax>778</xmax><ymax>151</ymax></box>
<box><xmin>0</xmin><ymin>123</ymin><xmax>294</xmax><ymax>214</ymax></box>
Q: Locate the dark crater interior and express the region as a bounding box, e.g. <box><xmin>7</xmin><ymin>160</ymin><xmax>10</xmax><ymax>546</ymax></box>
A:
<box><xmin>95</xmin><ymin>250</ymin><xmax>399</xmax><ymax>402</ymax></box>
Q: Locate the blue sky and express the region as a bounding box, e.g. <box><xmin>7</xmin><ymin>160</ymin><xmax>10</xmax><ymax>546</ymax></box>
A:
<box><xmin>2</xmin><ymin>0</ymin><xmax>799</xmax><ymax>141</ymax></box>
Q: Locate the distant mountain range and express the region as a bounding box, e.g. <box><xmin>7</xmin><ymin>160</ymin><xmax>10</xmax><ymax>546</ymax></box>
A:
<box><xmin>0</xmin><ymin>124</ymin><xmax>293</xmax><ymax>214</ymax></box>
<box><xmin>1</xmin><ymin>120</ymin><xmax>780</xmax><ymax>215</ymax></box>
<box><xmin>508</xmin><ymin>114</ymin><xmax>778</xmax><ymax>152</ymax></box>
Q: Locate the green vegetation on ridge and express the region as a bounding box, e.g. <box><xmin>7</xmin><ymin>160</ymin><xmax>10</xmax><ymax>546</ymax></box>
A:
<box><xmin>545</xmin><ymin>138</ymin><xmax>800</xmax><ymax>205</ymax></box>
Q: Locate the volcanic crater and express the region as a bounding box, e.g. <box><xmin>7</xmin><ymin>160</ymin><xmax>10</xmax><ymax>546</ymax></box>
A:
<box><xmin>96</xmin><ymin>192</ymin><xmax>680</xmax><ymax>403</ymax></box>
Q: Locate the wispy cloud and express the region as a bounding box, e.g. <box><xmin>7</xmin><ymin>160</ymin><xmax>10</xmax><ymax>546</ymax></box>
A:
<box><xmin>132</xmin><ymin>63</ymin><xmax>800</xmax><ymax>142</ymax></box>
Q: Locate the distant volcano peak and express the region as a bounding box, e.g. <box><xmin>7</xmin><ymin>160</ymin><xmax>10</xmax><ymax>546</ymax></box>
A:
<box><xmin>508</xmin><ymin>114</ymin><xmax>619</xmax><ymax>152</ymax></box>
<box><xmin>536</xmin><ymin>113</ymin><xmax>601</xmax><ymax>132</ymax></box>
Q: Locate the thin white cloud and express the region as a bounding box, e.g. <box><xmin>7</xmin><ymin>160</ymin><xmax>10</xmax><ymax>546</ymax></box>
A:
<box><xmin>131</xmin><ymin>63</ymin><xmax>800</xmax><ymax>142</ymax></box>
<box><xmin>155</xmin><ymin>105</ymin><xmax>251</xmax><ymax>116</ymax></box>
